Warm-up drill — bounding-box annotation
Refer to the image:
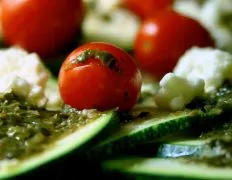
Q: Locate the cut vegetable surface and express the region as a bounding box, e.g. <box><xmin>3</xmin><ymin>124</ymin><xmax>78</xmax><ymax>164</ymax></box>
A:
<box><xmin>0</xmin><ymin>93</ymin><xmax>118</xmax><ymax>179</ymax></box>
<box><xmin>88</xmin><ymin>83</ymin><xmax>232</xmax><ymax>159</ymax></box>
<box><xmin>87</xmin><ymin>106</ymin><xmax>222</xmax><ymax>159</ymax></box>
<box><xmin>102</xmin><ymin>157</ymin><xmax>232</xmax><ymax>180</ymax></box>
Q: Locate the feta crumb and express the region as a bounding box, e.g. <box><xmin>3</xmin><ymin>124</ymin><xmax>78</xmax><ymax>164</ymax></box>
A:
<box><xmin>199</xmin><ymin>0</ymin><xmax>232</xmax><ymax>52</ymax></box>
<box><xmin>174</xmin><ymin>47</ymin><xmax>232</xmax><ymax>93</ymax></box>
<box><xmin>154</xmin><ymin>73</ymin><xmax>205</xmax><ymax>111</ymax></box>
<box><xmin>45</xmin><ymin>93</ymin><xmax>63</xmax><ymax>111</ymax></box>
<box><xmin>173</xmin><ymin>0</ymin><xmax>202</xmax><ymax>21</ymax></box>
<box><xmin>0</xmin><ymin>46</ymin><xmax>63</xmax><ymax>110</ymax></box>
<box><xmin>174</xmin><ymin>0</ymin><xmax>232</xmax><ymax>52</ymax></box>
<box><xmin>0</xmin><ymin>75</ymin><xmax>47</xmax><ymax>108</ymax></box>
<box><xmin>94</xmin><ymin>0</ymin><xmax>121</xmax><ymax>14</ymax></box>
<box><xmin>82</xmin><ymin>8</ymin><xmax>140</xmax><ymax>49</ymax></box>
<box><xmin>0</xmin><ymin>46</ymin><xmax>50</xmax><ymax>87</ymax></box>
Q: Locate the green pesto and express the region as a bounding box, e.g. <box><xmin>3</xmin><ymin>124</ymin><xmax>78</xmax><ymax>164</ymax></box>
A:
<box><xmin>186</xmin><ymin>83</ymin><xmax>232</xmax><ymax>112</ymax></box>
<box><xmin>220</xmin><ymin>13</ymin><xmax>232</xmax><ymax>32</ymax></box>
<box><xmin>0</xmin><ymin>93</ymin><xmax>101</xmax><ymax>161</ymax></box>
<box><xmin>69</xmin><ymin>49</ymin><xmax>122</xmax><ymax>73</ymax></box>
<box><xmin>182</xmin><ymin>138</ymin><xmax>232</xmax><ymax>168</ymax></box>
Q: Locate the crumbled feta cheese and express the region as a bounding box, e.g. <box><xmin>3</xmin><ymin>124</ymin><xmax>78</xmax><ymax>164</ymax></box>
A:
<box><xmin>174</xmin><ymin>0</ymin><xmax>232</xmax><ymax>52</ymax></box>
<box><xmin>173</xmin><ymin>0</ymin><xmax>203</xmax><ymax>21</ymax></box>
<box><xmin>82</xmin><ymin>9</ymin><xmax>140</xmax><ymax>49</ymax></box>
<box><xmin>45</xmin><ymin>93</ymin><xmax>63</xmax><ymax>111</ymax></box>
<box><xmin>0</xmin><ymin>47</ymin><xmax>63</xmax><ymax>110</ymax></box>
<box><xmin>0</xmin><ymin>75</ymin><xmax>47</xmax><ymax>108</ymax></box>
<box><xmin>199</xmin><ymin>0</ymin><xmax>232</xmax><ymax>52</ymax></box>
<box><xmin>154</xmin><ymin>73</ymin><xmax>205</xmax><ymax>111</ymax></box>
<box><xmin>0</xmin><ymin>47</ymin><xmax>50</xmax><ymax>87</ymax></box>
<box><xmin>174</xmin><ymin>47</ymin><xmax>232</xmax><ymax>93</ymax></box>
<box><xmin>94</xmin><ymin>0</ymin><xmax>121</xmax><ymax>14</ymax></box>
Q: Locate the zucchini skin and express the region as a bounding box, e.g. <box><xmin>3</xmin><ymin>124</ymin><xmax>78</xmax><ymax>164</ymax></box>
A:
<box><xmin>102</xmin><ymin>157</ymin><xmax>232</xmax><ymax>180</ymax></box>
<box><xmin>87</xmin><ymin>108</ymin><xmax>222</xmax><ymax>160</ymax></box>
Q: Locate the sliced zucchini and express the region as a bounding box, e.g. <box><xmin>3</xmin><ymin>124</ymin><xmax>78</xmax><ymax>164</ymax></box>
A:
<box><xmin>0</xmin><ymin>103</ymin><xmax>118</xmax><ymax>179</ymax></box>
<box><xmin>88</xmin><ymin>84</ymin><xmax>232</xmax><ymax>160</ymax></box>
<box><xmin>87</xmin><ymin>106</ymin><xmax>222</xmax><ymax>159</ymax></box>
<box><xmin>155</xmin><ymin>115</ymin><xmax>232</xmax><ymax>158</ymax></box>
<box><xmin>102</xmin><ymin>157</ymin><xmax>232</xmax><ymax>180</ymax></box>
<box><xmin>156</xmin><ymin>139</ymin><xmax>208</xmax><ymax>158</ymax></box>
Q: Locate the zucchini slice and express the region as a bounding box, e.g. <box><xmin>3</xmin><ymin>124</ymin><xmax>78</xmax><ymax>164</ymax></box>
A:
<box><xmin>155</xmin><ymin>116</ymin><xmax>232</xmax><ymax>158</ymax></box>
<box><xmin>102</xmin><ymin>157</ymin><xmax>232</xmax><ymax>180</ymax></box>
<box><xmin>88</xmin><ymin>84</ymin><xmax>232</xmax><ymax>159</ymax></box>
<box><xmin>156</xmin><ymin>139</ymin><xmax>208</xmax><ymax>158</ymax></box>
<box><xmin>87</xmin><ymin>106</ymin><xmax>222</xmax><ymax>159</ymax></box>
<box><xmin>0</xmin><ymin>106</ymin><xmax>118</xmax><ymax>179</ymax></box>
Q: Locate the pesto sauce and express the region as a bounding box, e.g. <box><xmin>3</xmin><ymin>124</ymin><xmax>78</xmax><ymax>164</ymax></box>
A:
<box><xmin>182</xmin><ymin>138</ymin><xmax>232</xmax><ymax>168</ymax></box>
<box><xmin>0</xmin><ymin>93</ymin><xmax>101</xmax><ymax>161</ymax></box>
<box><xmin>186</xmin><ymin>83</ymin><xmax>232</xmax><ymax>112</ymax></box>
<box><xmin>192</xmin><ymin>120</ymin><xmax>232</xmax><ymax>168</ymax></box>
<box><xmin>220</xmin><ymin>13</ymin><xmax>232</xmax><ymax>32</ymax></box>
<box><xmin>182</xmin><ymin>84</ymin><xmax>232</xmax><ymax>167</ymax></box>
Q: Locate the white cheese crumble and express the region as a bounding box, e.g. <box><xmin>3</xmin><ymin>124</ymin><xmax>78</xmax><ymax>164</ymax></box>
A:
<box><xmin>154</xmin><ymin>73</ymin><xmax>204</xmax><ymax>111</ymax></box>
<box><xmin>174</xmin><ymin>0</ymin><xmax>232</xmax><ymax>52</ymax></box>
<box><xmin>174</xmin><ymin>47</ymin><xmax>232</xmax><ymax>93</ymax></box>
<box><xmin>94</xmin><ymin>0</ymin><xmax>121</xmax><ymax>15</ymax></box>
<box><xmin>173</xmin><ymin>0</ymin><xmax>202</xmax><ymax>21</ymax></box>
<box><xmin>0</xmin><ymin>47</ymin><xmax>49</xmax><ymax>87</ymax></box>
<box><xmin>200</xmin><ymin>0</ymin><xmax>232</xmax><ymax>52</ymax></box>
<box><xmin>82</xmin><ymin>8</ymin><xmax>140</xmax><ymax>49</ymax></box>
<box><xmin>0</xmin><ymin>47</ymin><xmax>63</xmax><ymax>110</ymax></box>
<box><xmin>44</xmin><ymin>85</ymin><xmax>64</xmax><ymax>111</ymax></box>
<box><xmin>0</xmin><ymin>75</ymin><xmax>47</xmax><ymax>108</ymax></box>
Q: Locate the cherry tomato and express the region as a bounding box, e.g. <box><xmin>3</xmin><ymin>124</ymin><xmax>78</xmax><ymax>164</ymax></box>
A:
<box><xmin>1</xmin><ymin>0</ymin><xmax>84</xmax><ymax>57</ymax></box>
<box><xmin>58</xmin><ymin>42</ymin><xmax>142</xmax><ymax>112</ymax></box>
<box><xmin>121</xmin><ymin>0</ymin><xmax>173</xmax><ymax>19</ymax></box>
<box><xmin>134</xmin><ymin>10</ymin><xmax>215</xmax><ymax>79</ymax></box>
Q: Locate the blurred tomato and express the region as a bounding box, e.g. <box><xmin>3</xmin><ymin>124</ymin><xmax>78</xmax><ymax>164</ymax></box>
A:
<box><xmin>1</xmin><ymin>0</ymin><xmax>84</xmax><ymax>57</ymax></box>
<box><xmin>134</xmin><ymin>9</ymin><xmax>215</xmax><ymax>79</ymax></box>
<box><xmin>121</xmin><ymin>0</ymin><xmax>173</xmax><ymax>19</ymax></box>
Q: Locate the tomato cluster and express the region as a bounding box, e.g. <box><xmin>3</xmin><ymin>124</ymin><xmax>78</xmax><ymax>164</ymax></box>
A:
<box><xmin>121</xmin><ymin>0</ymin><xmax>214</xmax><ymax>79</ymax></box>
<box><xmin>0</xmin><ymin>0</ymin><xmax>215</xmax><ymax>112</ymax></box>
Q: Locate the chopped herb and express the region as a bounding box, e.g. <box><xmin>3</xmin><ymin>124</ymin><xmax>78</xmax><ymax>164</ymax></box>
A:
<box><xmin>66</xmin><ymin>49</ymin><xmax>122</xmax><ymax>73</ymax></box>
<box><xmin>0</xmin><ymin>93</ymin><xmax>101</xmax><ymax>161</ymax></box>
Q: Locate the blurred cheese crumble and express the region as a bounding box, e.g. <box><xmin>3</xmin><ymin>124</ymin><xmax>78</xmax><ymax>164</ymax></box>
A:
<box><xmin>82</xmin><ymin>0</ymin><xmax>140</xmax><ymax>50</ymax></box>
<box><xmin>0</xmin><ymin>47</ymin><xmax>49</xmax><ymax>87</ymax></box>
<box><xmin>154</xmin><ymin>73</ymin><xmax>204</xmax><ymax>111</ymax></box>
<box><xmin>174</xmin><ymin>47</ymin><xmax>232</xmax><ymax>93</ymax></box>
<box><xmin>174</xmin><ymin>0</ymin><xmax>232</xmax><ymax>52</ymax></box>
<box><xmin>94</xmin><ymin>0</ymin><xmax>120</xmax><ymax>14</ymax></box>
<box><xmin>0</xmin><ymin>47</ymin><xmax>63</xmax><ymax>110</ymax></box>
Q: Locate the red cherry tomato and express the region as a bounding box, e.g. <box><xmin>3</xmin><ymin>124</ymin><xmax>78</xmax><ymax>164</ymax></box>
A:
<box><xmin>134</xmin><ymin>10</ymin><xmax>215</xmax><ymax>79</ymax></box>
<box><xmin>121</xmin><ymin>0</ymin><xmax>173</xmax><ymax>19</ymax></box>
<box><xmin>58</xmin><ymin>42</ymin><xmax>142</xmax><ymax>112</ymax></box>
<box><xmin>1</xmin><ymin>0</ymin><xmax>84</xmax><ymax>57</ymax></box>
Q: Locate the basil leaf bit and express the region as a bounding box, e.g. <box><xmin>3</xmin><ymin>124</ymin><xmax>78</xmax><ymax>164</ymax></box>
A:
<box><xmin>69</xmin><ymin>49</ymin><xmax>122</xmax><ymax>73</ymax></box>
